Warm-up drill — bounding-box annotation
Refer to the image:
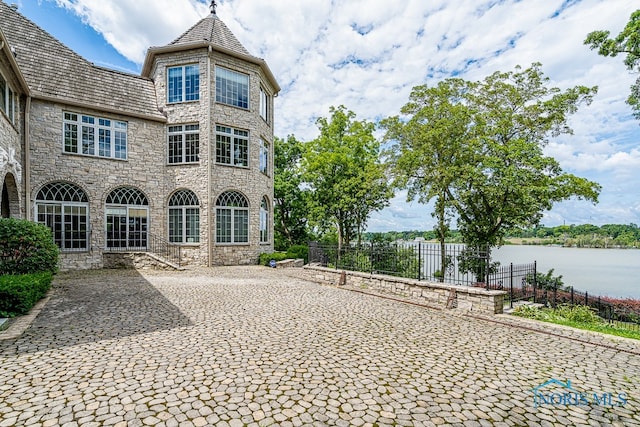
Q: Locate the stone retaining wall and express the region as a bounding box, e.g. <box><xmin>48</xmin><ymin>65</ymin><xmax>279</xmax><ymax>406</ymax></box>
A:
<box><xmin>302</xmin><ymin>265</ymin><xmax>505</xmax><ymax>315</ymax></box>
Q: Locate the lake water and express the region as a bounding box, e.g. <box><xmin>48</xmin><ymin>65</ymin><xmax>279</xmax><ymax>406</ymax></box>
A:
<box><xmin>492</xmin><ymin>245</ymin><xmax>640</xmax><ymax>299</ymax></box>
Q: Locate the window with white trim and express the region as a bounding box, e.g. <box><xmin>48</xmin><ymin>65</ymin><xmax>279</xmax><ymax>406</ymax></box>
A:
<box><xmin>259</xmin><ymin>86</ymin><xmax>269</xmax><ymax>122</ymax></box>
<box><xmin>259</xmin><ymin>138</ymin><xmax>269</xmax><ymax>175</ymax></box>
<box><xmin>63</xmin><ymin>112</ymin><xmax>127</xmax><ymax>159</ymax></box>
<box><xmin>0</xmin><ymin>72</ymin><xmax>16</xmax><ymax>124</ymax></box>
<box><xmin>105</xmin><ymin>187</ymin><xmax>148</xmax><ymax>249</ymax></box>
<box><xmin>35</xmin><ymin>182</ymin><xmax>89</xmax><ymax>252</ymax></box>
<box><xmin>168</xmin><ymin>65</ymin><xmax>200</xmax><ymax>103</ymax></box>
<box><xmin>216</xmin><ymin>191</ymin><xmax>249</xmax><ymax>244</ymax></box>
<box><xmin>260</xmin><ymin>196</ymin><xmax>269</xmax><ymax>243</ymax></box>
<box><xmin>168</xmin><ymin>124</ymin><xmax>199</xmax><ymax>164</ymax></box>
<box><xmin>216</xmin><ymin>125</ymin><xmax>248</xmax><ymax>167</ymax></box>
<box><xmin>216</xmin><ymin>66</ymin><xmax>248</xmax><ymax>109</ymax></box>
<box><xmin>168</xmin><ymin>189</ymin><xmax>200</xmax><ymax>244</ymax></box>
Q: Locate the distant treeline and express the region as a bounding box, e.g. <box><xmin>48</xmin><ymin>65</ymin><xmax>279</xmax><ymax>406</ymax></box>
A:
<box><xmin>365</xmin><ymin>223</ymin><xmax>640</xmax><ymax>248</ymax></box>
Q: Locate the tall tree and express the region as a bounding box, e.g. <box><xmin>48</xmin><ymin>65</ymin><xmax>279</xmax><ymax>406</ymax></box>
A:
<box><xmin>453</xmin><ymin>64</ymin><xmax>601</xmax><ymax>254</ymax></box>
<box><xmin>383</xmin><ymin>64</ymin><xmax>602</xmax><ymax>270</ymax></box>
<box><xmin>274</xmin><ymin>135</ymin><xmax>309</xmax><ymax>250</ymax></box>
<box><xmin>302</xmin><ymin>106</ymin><xmax>392</xmax><ymax>250</ymax></box>
<box><xmin>381</xmin><ymin>79</ymin><xmax>474</xmax><ymax>280</ymax></box>
<box><xmin>585</xmin><ymin>10</ymin><xmax>640</xmax><ymax>119</ymax></box>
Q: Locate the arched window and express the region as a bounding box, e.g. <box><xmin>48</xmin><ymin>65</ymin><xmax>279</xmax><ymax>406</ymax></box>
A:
<box><xmin>35</xmin><ymin>181</ymin><xmax>89</xmax><ymax>251</ymax></box>
<box><xmin>216</xmin><ymin>191</ymin><xmax>249</xmax><ymax>244</ymax></box>
<box><xmin>168</xmin><ymin>189</ymin><xmax>200</xmax><ymax>243</ymax></box>
<box><xmin>260</xmin><ymin>196</ymin><xmax>269</xmax><ymax>243</ymax></box>
<box><xmin>105</xmin><ymin>186</ymin><xmax>148</xmax><ymax>249</ymax></box>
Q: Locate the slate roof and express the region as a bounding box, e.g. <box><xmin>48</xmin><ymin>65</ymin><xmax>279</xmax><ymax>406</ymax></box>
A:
<box><xmin>142</xmin><ymin>12</ymin><xmax>280</xmax><ymax>93</ymax></box>
<box><xmin>0</xmin><ymin>1</ymin><xmax>165</xmax><ymax>121</ymax></box>
<box><xmin>0</xmin><ymin>27</ymin><xmax>29</xmax><ymax>94</ymax></box>
<box><xmin>170</xmin><ymin>13</ymin><xmax>251</xmax><ymax>57</ymax></box>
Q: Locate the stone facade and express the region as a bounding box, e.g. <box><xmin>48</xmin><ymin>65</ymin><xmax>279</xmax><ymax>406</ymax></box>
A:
<box><xmin>0</xmin><ymin>3</ymin><xmax>279</xmax><ymax>270</ymax></box>
<box><xmin>0</xmin><ymin>26</ymin><xmax>26</xmax><ymax>220</ymax></box>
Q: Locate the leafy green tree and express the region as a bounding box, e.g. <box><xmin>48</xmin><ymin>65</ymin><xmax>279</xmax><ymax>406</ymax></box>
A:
<box><xmin>274</xmin><ymin>135</ymin><xmax>309</xmax><ymax>250</ymax></box>
<box><xmin>585</xmin><ymin>10</ymin><xmax>640</xmax><ymax>119</ymax></box>
<box><xmin>302</xmin><ymin>106</ymin><xmax>392</xmax><ymax>250</ymax></box>
<box><xmin>383</xmin><ymin>64</ymin><xmax>601</xmax><ymax>266</ymax></box>
<box><xmin>381</xmin><ymin>79</ymin><xmax>474</xmax><ymax>281</ymax></box>
<box><xmin>452</xmin><ymin>64</ymin><xmax>601</xmax><ymax>254</ymax></box>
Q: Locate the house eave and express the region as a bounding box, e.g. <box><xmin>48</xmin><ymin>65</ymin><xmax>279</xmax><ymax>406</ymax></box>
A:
<box><xmin>31</xmin><ymin>93</ymin><xmax>167</xmax><ymax>123</ymax></box>
<box><xmin>142</xmin><ymin>42</ymin><xmax>281</xmax><ymax>94</ymax></box>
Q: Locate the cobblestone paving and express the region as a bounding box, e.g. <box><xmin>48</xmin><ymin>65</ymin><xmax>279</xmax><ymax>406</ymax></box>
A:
<box><xmin>1</xmin><ymin>267</ymin><xmax>639</xmax><ymax>427</ymax></box>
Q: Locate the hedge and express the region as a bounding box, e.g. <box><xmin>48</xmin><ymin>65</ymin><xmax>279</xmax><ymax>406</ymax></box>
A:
<box><xmin>0</xmin><ymin>272</ymin><xmax>53</xmax><ymax>318</ymax></box>
<box><xmin>0</xmin><ymin>218</ymin><xmax>59</xmax><ymax>275</ymax></box>
<box><xmin>259</xmin><ymin>252</ymin><xmax>289</xmax><ymax>266</ymax></box>
<box><xmin>259</xmin><ymin>245</ymin><xmax>309</xmax><ymax>266</ymax></box>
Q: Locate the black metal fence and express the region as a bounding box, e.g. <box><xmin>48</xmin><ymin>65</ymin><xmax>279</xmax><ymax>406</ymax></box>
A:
<box><xmin>308</xmin><ymin>241</ymin><xmax>535</xmax><ymax>290</ymax></box>
<box><xmin>308</xmin><ymin>241</ymin><xmax>640</xmax><ymax>330</ymax></box>
<box><xmin>531</xmin><ymin>284</ymin><xmax>640</xmax><ymax>330</ymax></box>
<box><xmin>148</xmin><ymin>233</ymin><xmax>182</xmax><ymax>266</ymax></box>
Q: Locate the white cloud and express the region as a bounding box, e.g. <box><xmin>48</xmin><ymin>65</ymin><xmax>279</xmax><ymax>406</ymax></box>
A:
<box><xmin>38</xmin><ymin>0</ymin><xmax>640</xmax><ymax>229</ymax></box>
<box><xmin>51</xmin><ymin>0</ymin><xmax>209</xmax><ymax>63</ymax></box>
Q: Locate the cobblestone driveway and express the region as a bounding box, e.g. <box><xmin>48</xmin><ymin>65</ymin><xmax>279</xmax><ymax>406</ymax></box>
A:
<box><xmin>1</xmin><ymin>267</ymin><xmax>639</xmax><ymax>427</ymax></box>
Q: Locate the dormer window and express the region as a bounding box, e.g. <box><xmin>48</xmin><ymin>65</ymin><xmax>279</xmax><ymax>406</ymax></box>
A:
<box><xmin>168</xmin><ymin>65</ymin><xmax>200</xmax><ymax>103</ymax></box>
<box><xmin>215</xmin><ymin>66</ymin><xmax>248</xmax><ymax>109</ymax></box>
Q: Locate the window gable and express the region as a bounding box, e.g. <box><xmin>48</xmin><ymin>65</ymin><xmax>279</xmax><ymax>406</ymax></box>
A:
<box><xmin>259</xmin><ymin>138</ymin><xmax>269</xmax><ymax>175</ymax></box>
<box><xmin>259</xmin><ymin>86</ymin><xmax>269</xmax><ymax>123</ymax></box>
<box><xmin>63</xmin><ymin>112</ymin><xmax>127</xmax><ymax>160</ymax></box>
<box><xmin>216</xmin><ymin>125</ymin><xmax>248</xmax><ymax>167</ymax></box>
<box><xmin>260</xmin><ymin>196</ymin><xmax>269</xmax><ymax>243</ymax></box>
<box><xmin>168</xmin><ymin>189</ymin><xmax>200</xmax><ymax>244</ymax></box>
<box><xmin>168</xmin><ymin>124</ymin><xmax>200</xmax><ymax>164</ymax></box>
<box><xmin>0</xmin><ymin>72</ymin><xmax>17</xmax><ymax>124</ymax></box>
<box><xmin>35</xmin><ymin>182</ymin><xmax>89</xmax><ymax>252</ymax></box>
<box><xmin>216</xmin><ymin>191</ymin><xmax>249</xmax><ymax>244</ymax></box>
<box><xmin>168</xmin><ymin>65</ymin><xmax>200</xmax><ymax>103</ymax></box>
<box><xmin>216</xmin><ymin>66</ymin><xmax>249</xmax><ymax>109</ymax></box>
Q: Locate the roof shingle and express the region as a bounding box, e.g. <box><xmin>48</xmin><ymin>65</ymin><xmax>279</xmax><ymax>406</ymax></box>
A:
<box><xmin>169</xmin><ymin>13</ymin><xmax>251</xmax><ymax>57</ymax></box>
<box><xmin>0</xmin><ymin>1</ymin><xmax>164</xmax><ymax>121</ymax></box>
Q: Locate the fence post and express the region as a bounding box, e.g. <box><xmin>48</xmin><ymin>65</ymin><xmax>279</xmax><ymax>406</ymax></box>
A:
<box><xmin>418</xmin><ymin>242</ymin><xmax>422</xmax><ymax>281</ymax></box>
<box><xmin>553</xmin><ymin>283</ymin><xmax>557</xmax><ymax>308</ymax></box>
<box><xmin>487</xmin><ymin>246</ymin><xmax>491</xmax><ymax>290</ymax></box>
<box><xmin>509</xmin><ymin>263</ymin><xmax>514</xmax><ymax>309</ymax></box>
<box><xmin>571</xmin><ymin>286</ymin><xmax>574</xmax><ymax>305</ymax></box>
<box><xmin>585</xmin><ymin>291</ymin><xmax>588</xmax><ymax>306</ymax></box>
<box><xmin>532</xmin><ymin>261</ymin><xmax>537</xmax><ymax>304</ymax></box>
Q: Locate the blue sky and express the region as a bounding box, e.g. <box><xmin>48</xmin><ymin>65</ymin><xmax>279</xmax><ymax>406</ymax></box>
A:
<box><xmin>11</xmin><ymin>0</ymin><xmax>640</xmax><ymax>231</ymax></box>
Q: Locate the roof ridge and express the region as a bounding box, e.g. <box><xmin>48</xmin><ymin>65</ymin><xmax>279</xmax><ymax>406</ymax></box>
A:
<box><xmin>167</xmin><ymin>13</ymin><xmax>251</xmax><ymax>57</ymax></box>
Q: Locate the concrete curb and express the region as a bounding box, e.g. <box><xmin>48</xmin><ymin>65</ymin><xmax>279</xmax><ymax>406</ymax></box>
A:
<box><xmin>0</xmin><ymin>290</ymin><xmax>52</xmax><ymax>341</ymax></box>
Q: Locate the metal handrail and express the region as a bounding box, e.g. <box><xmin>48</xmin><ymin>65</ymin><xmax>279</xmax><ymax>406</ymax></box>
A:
<box><xmin>105</xmin><ymin>232</ymin><xmax>181</xmax><ymax>266</ymax></box>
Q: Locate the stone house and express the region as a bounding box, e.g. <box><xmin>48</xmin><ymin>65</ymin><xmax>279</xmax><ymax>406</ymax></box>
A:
<box><xmin>0</xmin><ymin>1</ymin><xmax>280</xmax><ymax>269</ymax></box>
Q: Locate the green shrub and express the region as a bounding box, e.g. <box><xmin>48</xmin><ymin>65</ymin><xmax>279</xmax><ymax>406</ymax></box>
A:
<box><xmin>512</xmin><ymin>304</ymin><xmax>549</xmax><ymax>321</ymax></box>
<box><xmin>553</xmin><ymin>304</ymin><xmax>602</xmax><ymax>324</ymax></box>
<box><xmin>0</xmin><ymin>218</ymin><xmax>59</xmax><ymax>275</ymax></box>
<box><xmin>0</xmin><ymin>272</ymin><xmax>53</xmax><ymax>317</ymax></box>
<box><xmin>286</xmin><ymin>245</ymin><xmax>308</xmax><ymax>263</ymax></box>
<box><xmin>259</xmin><ymin>252</ymin><xmax>289</xmax><ymax>266</ymax></box>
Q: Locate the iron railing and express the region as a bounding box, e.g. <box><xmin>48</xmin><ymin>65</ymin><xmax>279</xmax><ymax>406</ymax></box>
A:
<box><xmin>308</xmin><ymin>241</ymin><xmax>534</xmax><ymax>289</ymax></box>
<box><xmin>105</xmin><ymin>232</ymin><xmax>181</xmax><ymax>266</ymax></box>
<box><xmin>308</xmin><ymin>241</ymin><xmax>639</xmax><ymax>330</ymax></box>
